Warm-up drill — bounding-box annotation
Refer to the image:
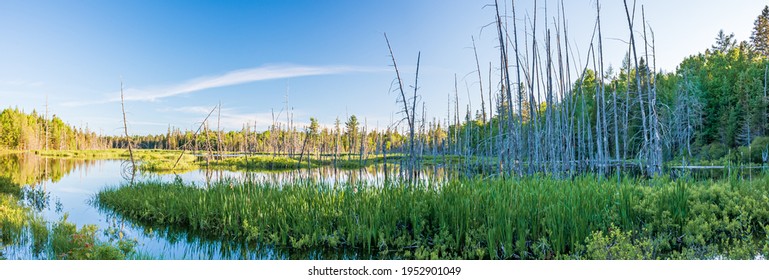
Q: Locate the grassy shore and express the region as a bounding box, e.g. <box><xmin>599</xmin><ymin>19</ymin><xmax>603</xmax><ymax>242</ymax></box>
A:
<box><xmin>24</xmin><ymin>149</ymin><xmax>409</xmax><ymax>172</ymax></box>
<box><xmin>96</xmin><ymin>174</ymin><xmax>769</xmax><ymax>260</ymax></box>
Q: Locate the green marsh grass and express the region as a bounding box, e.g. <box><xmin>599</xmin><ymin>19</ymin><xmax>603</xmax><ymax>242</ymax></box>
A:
<box><xmin>95</xmin><ymin>174</ymin><xmax>769</xmax><ymax>259</ymax></box>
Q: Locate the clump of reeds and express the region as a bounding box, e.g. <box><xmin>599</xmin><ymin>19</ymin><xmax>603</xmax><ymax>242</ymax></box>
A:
<box><xmin>95</xmin><ymin>174</ymin><xmax>769</xmax><ymax>259</ymax></box>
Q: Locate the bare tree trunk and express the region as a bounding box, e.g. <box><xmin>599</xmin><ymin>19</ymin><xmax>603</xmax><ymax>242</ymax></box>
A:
<box><xmin>613</xmin><ymin>85</ymin><xmax>620</xmax><ymax>175</ymax></box>
<box><xmin>217</xmin><ymin>101</ymin><xmax>223</xmax><ymax>159</ymax></box>
<box><xmin>203</xmin><ymin>121</ymin><xmax>213</xmax><ymax>168</ymax></box>
<box><xmin>529</xmin><ymin>0</ymin><xmax>541</xmax><ymax>174</ymax></box>
<box><xmin>623</xmin><ymin>0</ymin><xmax>650</xmax><ymax>174</ymax></box>
<box><xmin>334</xmin><ymin>119</ymin><xmax>340</xmax><ymax>171</ymax></box>
<box><xmin>455</xmin><ymin>75</ymin><xmax>460</xmax><ymax>158</ymax></box>
<box><xmin>120</xmin><ymin>81</ymin><xmax>136</xmax><ymax>177</ymax></box>
<box><xmin>623</xmin><ymin>43</ymin><xmax>631</xmax><ymax>161</ymax></box>
<box><xmin>45</xmin><ymin>95</ymin><xmax>49</xmax><ymax>151</ymax></box>
<box><xmin>172</xmin><ymin>106</ymin><xmax>217</xmax><ymax>170</ymax></box>
<box><xmin>558</xmin><ymin>0</ymin><xmax>574</xmax><ymax>175</ymax></box>
<box><xmin>298</xmin><ymin>128</ymin><xmax>310</xmax><ymax>170</ymax></box>
<box><xmin>596</xmin><ymin>0</ymin><xmax>609</xmax><ymax>173</ymax></box>
<box><xmin>546</xmin><ymin>30</ymin><xmax>555</xmax><ymax>175</ymax></box>
<box><xmin>473</xmin><ymin>37</ymin><xmax>486</xmax><ymax>124</ymax></box>
<box><xmin>496</xmin><ymin>0</ymin><xmax>518</xmax><ymax>176</ymax></box>
<box><xmin>642</xmin><ymin>6</ymin><xmax>662</xmax><ymax>175</ymax></box>
<box><xmin>384</xmin><ymin>33</ymin><xmax>420</xmax><ymax>184</ymax></box>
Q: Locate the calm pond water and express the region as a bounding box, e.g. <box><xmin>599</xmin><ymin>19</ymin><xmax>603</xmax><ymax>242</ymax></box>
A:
<box><xmin>0</xmin><ymin>153</ymin><xmax>440</xmax><ymax>260</ymax></box>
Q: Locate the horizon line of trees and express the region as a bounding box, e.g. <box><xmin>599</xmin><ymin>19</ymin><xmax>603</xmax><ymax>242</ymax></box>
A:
<box><xmin>0</xmin><ymin>107</ymin><xmax>107</xmax><ymax>151</ymax></box>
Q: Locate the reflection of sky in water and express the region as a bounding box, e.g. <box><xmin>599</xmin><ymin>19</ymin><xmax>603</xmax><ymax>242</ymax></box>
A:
<box><xmin>1</xmin><ymin>154</ymin><xmax>440</xmax><ymax>259</ymax></box>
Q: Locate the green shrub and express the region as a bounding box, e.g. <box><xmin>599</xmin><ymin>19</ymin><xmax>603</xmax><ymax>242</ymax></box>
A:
<box><xmin>737</xmin><ymin>136</ymin><xmax>769</xmax><ymax>164</ymax></box>
<box><xmin>582</xmin><ymin>226</ymin><xmax>653</xmax><ymax>260</ymax></box>
<box><xmin>698</xmin><ymin>143</ymin><xmax>728</xmax><ymax>161</ymax></box>
<box><xmin>51</xmin><ymin>215</ymin><xmax>135</xmax><ymax>260</ymax></box>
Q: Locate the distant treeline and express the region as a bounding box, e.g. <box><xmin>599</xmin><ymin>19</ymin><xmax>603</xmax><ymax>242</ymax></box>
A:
<box><xmin>105</xmin><ymin>115</ymin><xmax>439</xmax><ymax>156</ymax></box>
<box><xmin>0</xmin><ymin>107</ymin><xmax>106</xmax><ymax>151</ymax></box>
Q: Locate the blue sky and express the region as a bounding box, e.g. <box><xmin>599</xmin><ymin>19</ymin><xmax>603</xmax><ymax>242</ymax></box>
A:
<box><xmin>1</xmin><ymin>0</ymin><xmax>767</xmax><ymax>136</ymax></box>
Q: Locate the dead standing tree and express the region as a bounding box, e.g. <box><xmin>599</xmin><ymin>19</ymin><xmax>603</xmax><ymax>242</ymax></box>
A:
<box><xmin>494</xmin><ymin>0</ymin><xmax>519</xmax><ymax>176</ymax></box>
<box><xmin>171</xmin><ymin>105</ymin><xmax>218</xmax><ymax>171</ymax></box>
<box><xmin>642</xmin><ymin>6</ymin><xmax>663</xmax><ymax>176</ymax></box>
<box><xmin>384</xmin><ymin>33</ymin><xmax>421</xmax><ymax>184</ymax></box>
<box><xmin>623</xmin><ymin>0</ymin><xmax>652</xmax><ymax>175</ymax></box>
<box><xmin>120</xmin><ymin>80</ymin><xmax>136</xmax><ymax>183</ymax></box>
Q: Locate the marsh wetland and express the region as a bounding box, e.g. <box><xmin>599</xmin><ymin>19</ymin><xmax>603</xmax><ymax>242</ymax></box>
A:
<box><xmin>3</xmin><ymin>151</ymin><xmax>769</xmax><ymax>260</ymax></box>
<box><xmin>4</xmin><ymin>0</ymin><xmax>769</xmax><ymax>263</ymax></box>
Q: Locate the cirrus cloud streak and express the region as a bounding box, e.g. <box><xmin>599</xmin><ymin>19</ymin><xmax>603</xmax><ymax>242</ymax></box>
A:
<box><xmin>61</xmin><ymin>64</ymin><xmax>383</xmax><ymax>106</ymax></box>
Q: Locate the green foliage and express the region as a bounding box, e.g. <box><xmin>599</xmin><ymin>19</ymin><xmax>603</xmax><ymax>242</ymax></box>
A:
<box><xmin>697</xmin><ymin>143</ymin><xmax>728</xmax><ymax>162</ymax></box>
<box><xmin>737</xmin><ymin>136</ymin><xmax>769</xmax><ymax>163</ymax></box>
<box><xmin>678</xmin><ymin>40</ymin><xmax>767</xmax><ymax>150</ymax></box>
<box><xmin>0</xmin><ymin>107</ymin><xmax>105</xmax><ymax>151</ymax></box>
<box><xmin>51</xmin><ymin>215</ymin><xmax>132</xmax><ymax>260</ymax></box>
<box><xmin>582</xmin><ymin>226</ymin><xmax>653</xmax><ymax>260</ymax></box>
<box><xmin>751</xmin><ymin>6</ymin><xmax>769</xmax><ymax>57</ymax></box>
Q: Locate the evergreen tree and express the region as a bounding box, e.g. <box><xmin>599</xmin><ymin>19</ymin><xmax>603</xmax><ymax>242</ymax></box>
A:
<box><xmin>712</xmin><ymin>30</ymin><xmax>736</xmax><ymax>53</ymax></box>
<box><xmin>345</xmin><ymin>115</ymin><xmax>359</xmax><ymax>153</ymax></box>
<box><xmin>751</xmin><ymin>6</ymin><xmax>769</xmax><ymax>57</ymax></box>
<box><xmin>309</xmin><ymin>118</ymin><xmax>320</xmax><ymax>138</ymax></box>
<box><xmin>309</xmin><ymin>117</ymin><xmax>320</xmax><ymax>153</ymax></box>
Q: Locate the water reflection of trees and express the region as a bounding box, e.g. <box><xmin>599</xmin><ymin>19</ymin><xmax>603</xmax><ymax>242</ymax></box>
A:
<box><xmin>0</xmin><ymin>176</ymin><xmax>51</xmax><ymax>260</ymax></box>
<box><xmin>209</xmin><ymin>165</ymin><xmax>448</xmax><ymax>187</ymax></box>
<box><xmin>0</xmin><ymin>153</ymin><xmax>100</xmax><ymax>214</ymax></box>
<box><xmin>0</xmin><ymin>153</ymin><xmax>99</xmax><ymax>187</ymax></box>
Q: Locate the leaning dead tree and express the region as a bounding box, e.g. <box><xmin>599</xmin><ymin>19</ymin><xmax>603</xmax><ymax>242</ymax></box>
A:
<box><xmin>120</xmin><ymin>80</ymin><xmax>136</xmax><ymax>182</ymax></box>
<box><xmin>384</xmin><ymin>33</ymin><xmax>421</xmax><ymax>184</ymax></box>
<box><xmin>171</xmin><ymin>105</ymin><xmax>218</xmax><ymax>170</ymax></box>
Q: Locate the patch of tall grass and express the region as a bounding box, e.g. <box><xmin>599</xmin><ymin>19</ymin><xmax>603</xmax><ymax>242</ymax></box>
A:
<box><xmin>33</xmin><ymin>149</ymin><xmax>130</xmax><ymax>159</ymax></box>
<box><xmin>137</xmin><ymin>153</ymin><xmax>197</xmax><ymax>172</ymax></box>
<box><xmin>205</xmin><ymin>154</ymin><xmax>408</xmax><ymax>170</ymax></box>
<box><xmin>95</xmin><ymin>174</ymin><xmax>769</xmax><ymax>259</ymax></box>
<box><xmin>207</xmin><ymin>156</ymin><xmax>308</xmax><ymax>170</ymax></box>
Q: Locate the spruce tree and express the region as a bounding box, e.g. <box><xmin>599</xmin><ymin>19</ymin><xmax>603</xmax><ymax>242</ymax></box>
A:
<box><xmin>751</xmin><ymin>6</ymin><xmax>769</xmax><ymax>57</ymax></box>
<box><xmin>712</xmin><ymin>30</ymin><xmax>736</xmax><ymax>53</ymax></box>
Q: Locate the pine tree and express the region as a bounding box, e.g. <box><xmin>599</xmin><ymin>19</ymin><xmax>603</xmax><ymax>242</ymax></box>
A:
<box><xmin>345</xmin><ymin>115</ymin><xmax>359</xmax><ymax>156</ymax></box>
<box><xmin>751</xmin><ymin>6</ymin><xmax>769</xmax><ymax>57</ymax></box>
<box><xmin>309</xmin><ymin>117</ymin><xmax>320</xmax><ymax>153</ymax></box>
<box><xmin>712</xmin><ymin>30</ymin><xmax>736</xmax><ymax>53</ymax></box>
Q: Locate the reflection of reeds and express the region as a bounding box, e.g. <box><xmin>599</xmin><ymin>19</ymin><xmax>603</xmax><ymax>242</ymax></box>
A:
<box><xmin>1</xmin><ymin>177</ymin><xmax>136</xmax><ymax>260</ymax></box>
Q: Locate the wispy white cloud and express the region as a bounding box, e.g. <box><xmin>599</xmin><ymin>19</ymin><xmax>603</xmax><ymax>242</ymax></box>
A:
<box><xmin>61</xmin><ymin>64</ymin><xmax>380</xmax><ymax>107</ymax></box>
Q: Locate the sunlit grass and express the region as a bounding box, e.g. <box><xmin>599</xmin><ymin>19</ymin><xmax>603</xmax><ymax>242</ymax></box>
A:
<box><xmin>95</xmin><ymin>174</ymin><xmax>769</xmax><ymax>259</ymax></box>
